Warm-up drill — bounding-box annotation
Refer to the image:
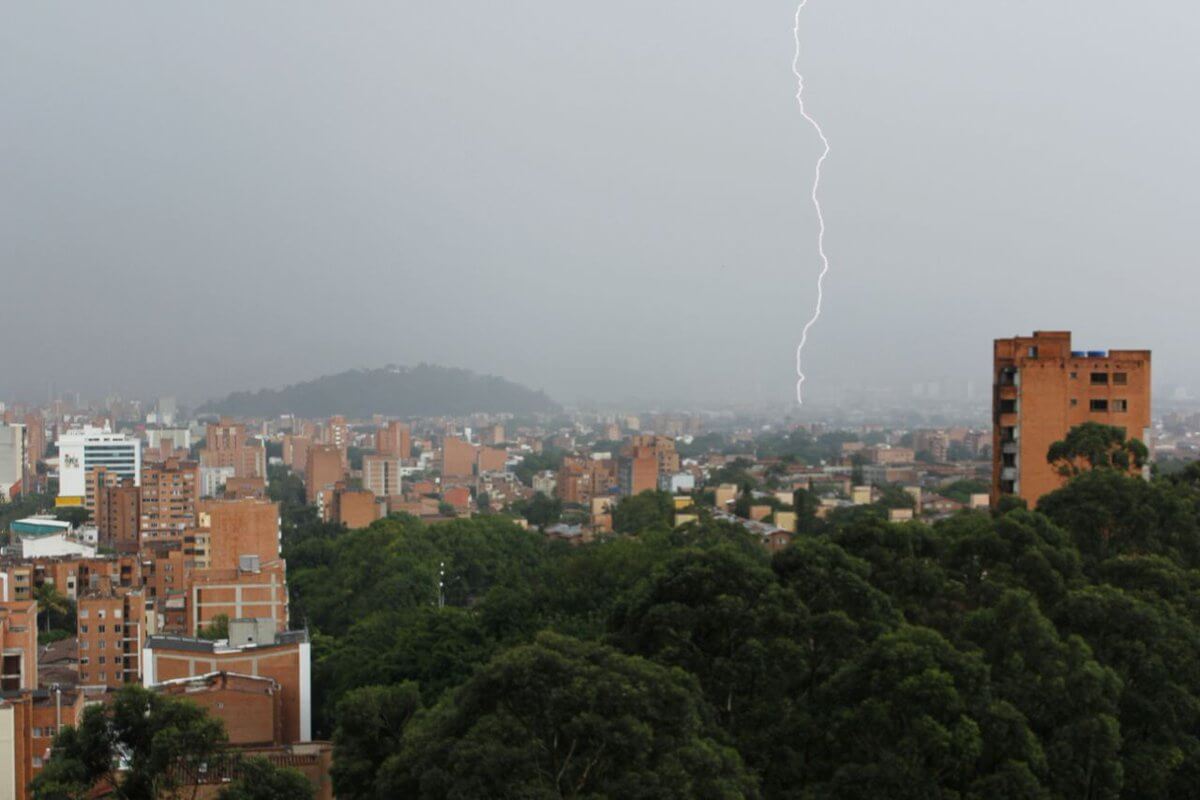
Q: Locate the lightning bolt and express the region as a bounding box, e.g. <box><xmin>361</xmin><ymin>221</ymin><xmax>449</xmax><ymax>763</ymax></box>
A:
<box><xmin>793</xmin><ymin>0</ymin><xmax>831</xmax><ymax>405</ymax></box>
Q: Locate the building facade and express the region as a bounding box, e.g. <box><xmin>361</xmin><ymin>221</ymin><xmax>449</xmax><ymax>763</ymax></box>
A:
<box><xmin>992</xmin><ymin>330</ymin><xmax>1152</xmax><ymax>507</ymax></box>
<box><xmin>55</xmin><ymin>426</ymin><xmax>142</xmax><ymax>509</ymax></box>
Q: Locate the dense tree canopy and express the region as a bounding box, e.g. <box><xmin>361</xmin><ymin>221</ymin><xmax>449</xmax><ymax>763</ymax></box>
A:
<box><xmin>272</xmin><ymin>460</ymin><xmax>1200</xmax><ymax>799</ymax></box>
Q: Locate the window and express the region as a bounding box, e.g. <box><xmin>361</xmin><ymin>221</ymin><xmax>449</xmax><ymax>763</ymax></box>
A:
<box><xmin>1027</xmin><ymin>346</ymin><xmax>1038</xmax><ymax>358</ymax></box>
<box><xmin>1090</xmin><ymin>372</ymin><xmax>1108</xmax><ymax>385</ymax></box>
<box><xmin>1090</xmin><ymin>399</ymin><xmax>1109</xmax><ymax>412</ymax></box>
<box><xmin>80</xmin><ymin>625</ymin><xmax>88</xmax><ymax>633</ymax></box>
<box><xmin>1114</xmin><ymin>372</ymin><xmax>1128</xmax><ymax>385</ymax></box>
<box><xmin>1069</xmin><ymin>372</ymin><xmax>1078</xmax><ymax>379</ymax></box>
<box><xmin>999</xmin><ymin>399</ymin><xmax>1017</xmax><ymax>414</ymax></box>
<box><xmin>1113</xmin><ymin>399</ymin><xmax>1128</xmax><ymax>412</ymax></box>
<box><xmin>1070</xmin><ymin>399</ymin><xmax>1078</xmax><ymax>407</ymax></box>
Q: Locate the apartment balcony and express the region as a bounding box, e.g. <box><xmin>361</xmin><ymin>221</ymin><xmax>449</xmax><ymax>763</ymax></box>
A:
<box><xmin>1001</xmin><ymin>467</ymin><xmax>1018</xmax><ymax>481</ymax></box>
<box><xmin>1001</xmin><ymin>442</ymin><xmax>1019</xmax><ymax>455</ymax></box>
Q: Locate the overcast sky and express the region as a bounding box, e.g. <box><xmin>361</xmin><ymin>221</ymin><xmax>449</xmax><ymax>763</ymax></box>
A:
<box><xmin>3</xmin><ymin>2</ymin><xmax>1197</xmax><ymax>409</ymax></box>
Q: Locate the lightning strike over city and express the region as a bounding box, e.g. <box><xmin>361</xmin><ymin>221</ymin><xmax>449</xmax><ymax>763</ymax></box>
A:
<box><xmin>792</xmin><ymin>0</ymin><xmax>832</xmax><ymax>405</ymax></box>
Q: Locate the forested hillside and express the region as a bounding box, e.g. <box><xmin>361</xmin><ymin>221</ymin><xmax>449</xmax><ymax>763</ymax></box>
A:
<box><xmin>284</xmin><ymin>463</ymin><xmax>1200</xmax><ymax>799</ymax></box>
<box><xmin>201</xmin><ymin>364</ymin><xmax>559</xmax><ymax>417</ymax></box>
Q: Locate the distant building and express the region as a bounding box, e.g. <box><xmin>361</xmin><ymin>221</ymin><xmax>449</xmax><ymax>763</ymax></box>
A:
<box><xmin>146</xmin><ymin>427</ymin><xmax>191</xmax><ymax>452</ymax></box>
<box><xmin>0</xmin><ymin>424</ymin><xmax>26</xmax><ymax>501</ymax></box>
<box><xmin>376</xmin><ymin>421</ymin><xmax>412</xmax><ymax>460</ymax></box>
<box><xmin>200</xmin><ymin>419</ymin><xmax>266</xmax><ymax>479</ymax></box>
<box><xmin>531</xmin><ymin>470</ymin><xmax>557</xmax><ymax>497</ymax></box>
<box><xmin>12</xmin><ymin>517</ymin><xmax>96</xmax><ymax>559</ymax></box>
<box><xmin>993</xmin><ymin>331</ymin><xmax>1151</xmax><ymax>507</ymax></box>
<box><xmin>56</xmin><ymin>425</ymin><xmax>142</xmax><ymax>509</ymax></box>
<box><xmin>305</xmin><ymin>445</ymin><xmax>343</xmax><ymax>505</ymax></box>
<box><xmin>362</xmin><ymin>454</ymin><xmax>403</xmax><ymax>497</ymax></box>
<box><xmin>660</xmin><ymin>472</ymin><xmax>695</xmax><ymax>494</ymax></box>
<box><xmin>77</xmin><ymin>582</ymin><xmax>150</xmax><ymax>689</ymax></box>
<box><xmin>282</xmin><ymin>434</ymin><xmax>312</xmax><ymax>475</ymax></box>
<box><xmin>618</xmin><ymin>451</ymin><xmax>657</xmax><ymax>497</ymax></box>
<box><xmin>442</xmin><ymin>436</ymin><xmax>476</xmax><ymax>479</ymax></box>
<box><xmin>194</xmin><ymin>499</ymin><xmax>281</xmax><ymax>572</ymax></box>
<box><xmin>140</xmin><ymin>458</ymin><xmax>200</xmax><ymax>544</ymax></box>
<box><xmin>332</xmin><ymin>487</ymin><xmax>382</xmax><ymax>529</ymax></box>
<box><xmin>95</xmin><ymin>478</ymin><xmax>141</xmax><ymax>553</ymax></box>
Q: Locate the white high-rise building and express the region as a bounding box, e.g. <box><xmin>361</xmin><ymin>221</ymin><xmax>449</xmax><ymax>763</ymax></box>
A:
<box><xmin>0</xmin><ymin>424</ymin><xmax>26</xmax><ymax>501</ymax></box>
<box><xmin>56</xmin><ymin>425</ymin><xmax>142</xmax><ymax>507</ymax></box>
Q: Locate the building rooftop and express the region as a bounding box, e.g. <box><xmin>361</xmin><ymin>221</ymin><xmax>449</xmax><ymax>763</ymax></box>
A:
<box><xmin>145</xmin><ymin>629</ymin><xmax>308</xmax><ymax>654</ymax></box>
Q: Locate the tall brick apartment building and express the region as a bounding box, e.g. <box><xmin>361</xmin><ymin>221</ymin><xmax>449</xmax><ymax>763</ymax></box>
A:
<box><xmin>992</xmin><ymin>330</ymin><xmax>1151</xmax><ymax>507</ymax></box>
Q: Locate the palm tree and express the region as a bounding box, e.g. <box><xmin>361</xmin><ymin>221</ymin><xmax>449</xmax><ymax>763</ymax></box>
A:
<box><xmin>33</xmin><ymin>583</ymin><xmax>70</xmax><ymax>633</ymax></box>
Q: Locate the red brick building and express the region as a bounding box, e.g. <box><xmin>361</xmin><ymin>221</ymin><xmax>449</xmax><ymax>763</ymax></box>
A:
<box><xmin>197</xmin><ymin>499</ymin><xmax>281</xmax><ymax>572</ymax></box>
<box><xmin>305</xmin><ymin>445</ymin><xmax>343</xmax><ymax>505</ymax></box>
<box><xmin>375</xmin><ymin>420</ymin><xmax>412</xmax><ymax>460</ymax></box>
<box><xmin>144</xmin><ymin>625</ymin><xmax>311</xmax><ymax>744</ymax></box>
<box><xmin>993</xmin><ymin>330</ymin><xmax>1152</xmax><ymax>507</ymax></box>
<box><xmin>77</xmin><ymin>584</ymin><xmax>149</xmax><ymax>689</ymax></box>
<box><xmin>140</xmin><ymin>458</ymin><xmax>200</xmax><ymax>544</ymax></box>
<box><xmin>200</xmin><ymin>419</ymin><xmax>266</xmax><ymax>479</ymax></box>
<box><xmin>95</xmin><ymin>478</ymin><xmax>141</xmax><ymax>553</ymax></box>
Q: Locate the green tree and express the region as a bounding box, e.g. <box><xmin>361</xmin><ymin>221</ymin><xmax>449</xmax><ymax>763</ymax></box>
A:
<box><xmin>331</xmin><ymin>683</ymin><xmax>422</xmax><ymax>800</ymax></box>
<box><xmin>382</xmin><ymin>632</ymin><xmax>758</xmax><ymax>799</ymax></box>
<box><xmin>217</xmin><ymin>757</ymin><xmax>314</xmax><ymax>800</ymax></box>
<box><xmin>1054</xmin><ymin>584</ymin><xmax>1200</xmax><ymax>799</ymax></box>
<box><xmin>512</xmin><ymin>491</ymin><xmax>562</xmax><ymax>529</ymax></box>
<box><xmin>963</xmin><ymin>590</ymin><xmax>1123</xmax><ymax>799</ymax></box>
<box><xmin>609</xmin><ymin>546</ymin><xmax>805</xmax><ymax>790</ymax></box>
<box><xmin>612</xmin><ymin>490</ymin><xmax>673</xmax><ymax>534</ymax></box>
<box><xmin>1047</xmin><ymin>422</ymin><xmax>1149</xmax><ymax>477</ymax></box>
<box><xmin>198</xmin><ymin>614</ymin><xmax>230</xmax><ymax>640</ymax></box>
<box><xmin>941</xmin><ymin>478</ymin><xmax>990</xmax><ymax>504</ymax></box>
<box><xmin>805</xmin><ymin>626</ymin><xmax>1046</xmax><ymax>799</ymax></box>
<box><xmin>792</xmin><ymin>487</ymin><xmax>822</xmax><ymax>534</ymax></box>
<box><xmin>34</xmin><ymin>582</ymin><xmax>72</xmax><ymax>633</ymax></box>
<box><xmin>1038</xmin><ymin>469</ymin><xmax>1200</xmax><ymax>569</ymax></box>
<box><xmin>32</xmin><ymin>685</ymin><xmax>226</xmax><ymax>800</ymax></box>
<box><xmin>53</xmin><ymin>506</ymin><xmax>90</xmax><ymax>528</ymax></box>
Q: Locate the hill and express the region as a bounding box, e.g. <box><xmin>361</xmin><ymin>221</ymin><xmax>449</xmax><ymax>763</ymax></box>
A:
<box><xmin>200</xmin><ymin>365</ymin><xmax>558</xmax><ymax>418</ymax></box>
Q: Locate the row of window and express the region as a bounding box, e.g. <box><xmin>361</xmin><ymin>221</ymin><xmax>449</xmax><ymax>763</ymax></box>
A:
<box><xmin>1071</xmin><ymin>398</ymin><xmax>1129</xmax><ymax>412</ymax></box>
<box><xmin>1069</xmin><ymin>371</ymin><xmax>1129</xmax><ymax>385</ymax></box>
<box><xmin>78</xmin><ymin>608</ymin><xmax>122</xmax><ymax>619</ymax></box>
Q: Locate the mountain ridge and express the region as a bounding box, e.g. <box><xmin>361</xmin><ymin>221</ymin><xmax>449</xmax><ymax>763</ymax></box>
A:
<box><xmin>199</xmin><ymin>364</ymin><xmax>559</xmax><ymax>418</ymax></box>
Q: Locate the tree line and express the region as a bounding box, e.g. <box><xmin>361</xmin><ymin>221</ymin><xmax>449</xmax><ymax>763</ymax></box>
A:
<box><xmin>274</xmin><ymin>448</ymin><xmax>1200</xmax><ymax>798</ymax></box>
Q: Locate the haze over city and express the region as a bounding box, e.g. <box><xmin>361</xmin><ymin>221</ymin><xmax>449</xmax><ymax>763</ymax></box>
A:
<box><xmin>5</xmin><ymin>1</ymin><xmax>1199</xmax><ymax>407</ymax></box>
